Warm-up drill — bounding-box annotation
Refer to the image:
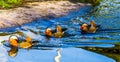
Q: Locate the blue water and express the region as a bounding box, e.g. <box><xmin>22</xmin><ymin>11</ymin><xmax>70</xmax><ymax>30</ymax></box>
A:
<box><xmin>0</xmin><ymin>0</ymin><xmax>120</xmax><ymax>62</ymax></box>
<box><xmin>0</xmin><ymin>45</ymin><xmax>115</xmax><ymax>62</ymax></box>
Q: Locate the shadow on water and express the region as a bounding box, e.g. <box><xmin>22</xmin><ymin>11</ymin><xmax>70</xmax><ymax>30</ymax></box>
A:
<box><xmin>0</xmin><ymin>0</ymin><xmax>120</xmax><ymax>62</ymax></box>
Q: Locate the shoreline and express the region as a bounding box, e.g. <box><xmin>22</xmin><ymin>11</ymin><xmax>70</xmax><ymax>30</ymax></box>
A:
<box><xmin>0</xmin><ymin>1</ymin><xmax>91</xmax><ymax>28</ymax></box>
<box><xmin>81</xmin><ymin>44</ymin><xmax>120</xmax><ymax>62</ymax></box>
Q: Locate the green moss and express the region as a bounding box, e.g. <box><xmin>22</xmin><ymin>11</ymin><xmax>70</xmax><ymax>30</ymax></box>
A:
<box><xmin>103</xmin><ymin>53</ymin><xmax>120</xmax><ymax>62</ymax></box>
<box><xmin>13</xmin><ymin>31</ymin><xmax>24</xmax><ymax>36</ymax></box>
<box><xmin>0</xmin><ymin>31</ymin><xmax>24</xmax><ymax>36</ymax></box>
<box><xmin>1</xmin><ymin>40</ymin><xmax>6</xmax><ymax>44</ymax></box>
<box><xmin>113</xmin><ymin>42</ymin><xmax>120</xmax><ymax>46</ymax></box>
<box><xmin>0</xmin><ymin>32</ymin><xmax>9</xmax><ymax>36</ymax></box>
<box><xmin>116</xmin><ymin>2</ymin><xmax>120</xmax><ymax>4</ymax></box>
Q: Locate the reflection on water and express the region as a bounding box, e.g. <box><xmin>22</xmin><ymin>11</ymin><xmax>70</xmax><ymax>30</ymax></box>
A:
<box><xmin>0</xmin><ymin>47</ymin><xmax>115</xmax><ymax>62</ymax></box>
<box><xmin>0</xmin><ymin>0</ymin><xmax>120</xmax><ymax>62</ymax></box>
<box><xmin>54</xmin><ymin>48</ymin><xmax>61</xmax><ymax>62</ymax></box>
<box><xmin>8</xmin><ymin>46</ymin><xmax>18</xmax><ymax>57</ymax></box>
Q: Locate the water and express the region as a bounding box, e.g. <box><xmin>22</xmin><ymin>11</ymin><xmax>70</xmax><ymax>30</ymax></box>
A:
<box><xmin>0</xmin><ymin>0</ymin><xmax>120</xmax><ymax>62</ymax></box>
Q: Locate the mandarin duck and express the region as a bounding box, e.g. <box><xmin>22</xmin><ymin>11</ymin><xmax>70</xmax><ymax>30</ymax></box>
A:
<box><xmin>9</xmin><ymin>35</ymin><xmax>18</xmax><ymax>47</ymax></box>
<box><xmin>7</xmin><ymin>35</ymin><xmax>38</xmax><ymax>57</ymax></box>
<box><xmin>44</xmin><ymin>28</ymin><xmax>53</xmax><ymax>40</ymax></box>
<box><xmin>44</xmin><ymin>25</ymin><xmax>67</xmax><ymax>39</ymax></box>
<box><xmin>80</xmin><ymin>20</ymin><xmax>98</xmax><ymax>34</ymax></box>
<box><xmin>9</xmin><ymin>35</ymin><xmax>35</xmax><ymax>49</ymax></box>
<box><xmin>54</xmin><ymin>25</ymin><xmax>64</xmax><ymax>38</ymax></box>
<box><xmin>8</xmin><ymin>35</ymin><xmax>18</xmax><ymax>57</ymax></box>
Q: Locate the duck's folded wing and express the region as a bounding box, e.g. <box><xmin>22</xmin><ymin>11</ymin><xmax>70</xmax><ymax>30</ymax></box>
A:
<box><xmin>62</xmin><ymin>28</ymin><xmax>67</xmax><ymax>32</ymax></box>
<box><xmin>51</xmin><ymin>27</ymin><xmax>67</xmax><ymax>33</ymax></box>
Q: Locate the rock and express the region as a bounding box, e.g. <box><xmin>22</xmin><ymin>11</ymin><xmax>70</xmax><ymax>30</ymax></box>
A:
<box><xmin>0</xmin><ymin>1</ymin><xmax>91</xmax><ymax>28</ymax></box>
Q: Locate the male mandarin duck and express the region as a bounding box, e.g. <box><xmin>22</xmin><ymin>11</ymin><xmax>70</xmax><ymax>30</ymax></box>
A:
<box><xmin>44</xmin><ymin>28</ymin><xmax>53</xmax><ymax>40</ymax></box>
<box><xmin>44</xmin><ymin>25</ymin><xmax>67</xmax><ymax>39</ymax></box>
<box><xmin>8</xmin><ymin>35</ymin><xmax>18</xmax><ymax>57</ymax></box>
<box><xmin>80</xmin><ymin>20</ymin><xmax>98</xmax><ymax>34</ymax></box>
<box><xmin>9</xmin><ymin>35</ymin><xmax>34</xmax><ymax>49</ymax></box>
<box><xmin>9</xmin><ymin>35</ymin><xmax>19</xmax><ymax>47</ymax></box>
<box><xmin>45</xmin><ymin>28</ymin><xmax>53</xmax><ymax>37</ymax></box>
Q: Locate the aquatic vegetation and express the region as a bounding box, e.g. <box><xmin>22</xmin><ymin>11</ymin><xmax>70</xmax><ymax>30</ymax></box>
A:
<box><xmin>0</xmin><ymin>31</ymin><xmax>24</xmax><ymax>36</ymax></box>
<box><xmin>82</xmin><ymin>44</ymin><xmax>120</xmax><ymax>62</ymax></box>
<box><xmin>91</xmin><ymin>0</ymin><xmax>120</xmax><ymax>18</ymax></box>
<box><xmin>0</xmin><ymin>32</ymin><xmax>9</xmax><ymax>36</ymax></box>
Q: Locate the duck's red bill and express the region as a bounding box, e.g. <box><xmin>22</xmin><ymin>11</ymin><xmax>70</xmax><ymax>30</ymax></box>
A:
<box><xmin>80</xmin><ymin>26</ymin><xmax>83</xmax><ymax>29</ymax></box>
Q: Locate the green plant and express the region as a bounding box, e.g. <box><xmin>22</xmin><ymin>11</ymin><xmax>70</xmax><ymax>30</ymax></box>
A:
<box><xmin>0</xmin><ymin>0</ymin><xmax>23</xmax><ymax>9</ymax></box>
<box><xmin>6</xmin><ymin>0</ymin><xmax>21</xmax><ymax>4</ymax></box>
<box><xmin>0</xmin><ymin>1</ymin><xmax>10</xmax><ymax>8</ymax></box>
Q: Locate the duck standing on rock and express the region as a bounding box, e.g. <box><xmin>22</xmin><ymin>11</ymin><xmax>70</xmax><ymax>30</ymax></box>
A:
<box><xmin>80</xmin><ymin>20</ymin><xmax>98</xmax><ymax>34</ymax></box>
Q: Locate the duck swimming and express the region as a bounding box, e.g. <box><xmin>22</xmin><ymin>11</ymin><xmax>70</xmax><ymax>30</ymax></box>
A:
<box><xmin>7</xmin><ymin>35</ymin><xmax>38</xmax><ymax>57</ymax></box>
<box><xmin>80</xmin><ymin>20</ymin><xmax>99</xmax><ymax>34</ymax></box>
<box><xmin>45</xmin><ymin>28</ymin><xmax>53</xmax><ymax>40</ymax></box>
<box><xmin>8</xmin><ymin>35</ymin><xmax>36</xmax><ymax>49</ymax></box>
<box><xmin>8</xmin><ymin>35</ymin><xmax>18</xmax><ymax>57</ymax></box>
<box><xmin>44</xmin><ymin>25</ymin><xmax>67</xmax><ymax>39</ymax></box>
<box><xmin>54</xmin><ymin>25</ymin><xmax>64</xmax><ymax>38</ymax></box>
<box><xmin>9</xmin><ymin>35</ymin><xmax>18</xmax><ymax>47</ymax></box>
<box><xmin>19</xmin><ymin>36</ymin><xmax>32</xmax><ymax>49</ymax></box>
